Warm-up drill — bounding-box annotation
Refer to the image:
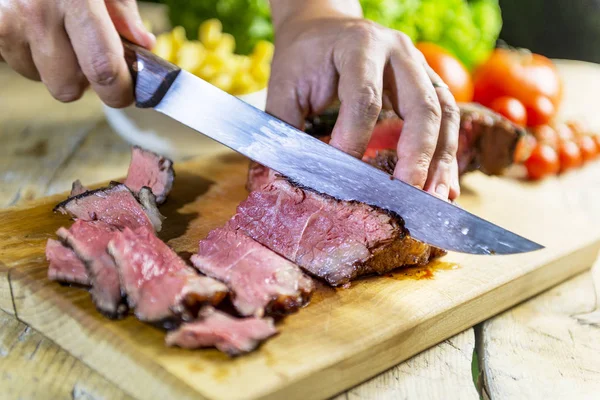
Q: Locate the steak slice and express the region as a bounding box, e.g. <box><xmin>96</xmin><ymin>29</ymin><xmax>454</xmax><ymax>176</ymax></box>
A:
<box><xmin>45</xmin><ymin>239</ymin><xmax>90</xmax><ymax>286</ymax></box>
<box><xmin>108</xmin><ymin>226</ymin><xmax>228</xmax><ymax>325</ymax></box>
<box><xmin>57</xmin><ymin>220</ymin><xmax>127</xmax><ymax>319</ymax></box>
<box><xmin>191</xmin><ymin>226</ymin><xmax>314</xmax><ymax>317</ymax></box>
<box><xmin>230</xmin><ymin>179</ymin><xmax>445</xmax><ymax>286</ymax></box>
<box><xmin>165</xmin><ymin>306</ymin><xmax>278</xmax><ymax>356</ymax></box>
<box><xmin>124</xmin><ymin>146</ymin><xmax>175</xmax><ymax>205</ymax></box>
<box><xmin>54</xmin><ymin>183</ymin><xmax>164</xmax><ymax>232</ymax></box>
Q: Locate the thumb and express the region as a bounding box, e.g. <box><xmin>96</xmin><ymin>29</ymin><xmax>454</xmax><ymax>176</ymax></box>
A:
<box><xmin>265</xmin><ymin>79</ymin><xmax>307</xmax><ymax>130</ymax></box>
<box><xmin>105</xmin><ymin>0</ymin><xmax>156</xmax><ymax>49</ymax></box>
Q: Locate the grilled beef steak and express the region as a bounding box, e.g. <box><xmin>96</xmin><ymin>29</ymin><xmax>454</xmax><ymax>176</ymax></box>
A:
<box><xmin>108</xmin><ymin>226</ymin><xmax>228</xmax><ymax>324</ymax></box>
<box><xmin>54</xmin><ymin>183</ymin><xmax>164</xmax><ymax>232</ymax></box>
<box><xmin>191</xmin><ymin>226</ymin><xmax>314</xmax><ymax>317</ymax></box>
<box><xmin>57</xmin><ymin>220</ymin><xmax>127</xmax><ymax>319</ymax></box>
<box><xmin>230</xmin><ymin>179</ymin><xmax>445</xmax><ymax>286</ymax></box>
<box><xmin>165</xmin><ymin>307</ymin><xmax>278</xmax><ymax>356</ymax></box>
<box><xmin>45</xmin><ymin>239</ymin><xmax>90</xmax><ymax>286</ymax></box>
<box><xmin>124</xmin><ymin>146</ymin><xmax>175</xmax><ymax>205</ymax></box>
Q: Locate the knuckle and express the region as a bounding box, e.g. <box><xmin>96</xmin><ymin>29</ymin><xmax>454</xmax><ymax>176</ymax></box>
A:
<box><xmin>441</xmin><ymin>101</ymin><xmax>460</xmax><ymax>124</ymax></box>
<box><xmin>416</xmin><ymin>95</ymin><xmax>442</xmax><ymax>123</ymax></box>
<box><xmin>435</xmin><ymin>148</ymin><xmax>456</xmax><ymax>166</ymax></box>
<box><xmin>86</xmin><ymin>54</ymin><xmax>119</xmax><ymax>86</ymax></box>
<box><xmin>394</xmin><ymin>30</ymin><xmax>413</xmax><ymax>47</ymax></box>
<box><xmin>351</xmin><ymin>85</ymin><xmax>382</xmax><ymax>120</ymax></box>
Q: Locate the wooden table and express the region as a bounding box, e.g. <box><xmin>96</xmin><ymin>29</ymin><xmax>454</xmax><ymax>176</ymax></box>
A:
<box><xmin>1</xmin><ymin>61</ymin><xmax>599</xmax><ymax>399</ymax></box>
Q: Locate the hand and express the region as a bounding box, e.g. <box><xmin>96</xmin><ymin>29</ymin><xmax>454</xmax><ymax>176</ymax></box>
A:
<box><xmin>267</xmin><ymin>1</ymin><xmax>460</xmax><ymax>200</ymax></box>
<box><xmin>0</xmin><ymin>0</ymin><xmax>155</xmax><ymax>107</ymax></box>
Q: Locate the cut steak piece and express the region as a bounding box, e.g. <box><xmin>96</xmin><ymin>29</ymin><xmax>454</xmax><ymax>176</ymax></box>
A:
<box><xmin>191</xmin><ymin>226</ymin><xmax>314</xmax><ymax>317</ymax></box>
<box><xmin>45</xmin><ymin>239</ymin><xmax>90</xmax><ymax>286</ymax></box>
<box><xmin>165</xmin><ymin>307</ymin><xmax>278</xmax><ymax>356</ymax></box>
<box><xmin>230</xmin><ymin>179</ymin><xmax>445</xmax><ymax>286</ymax></box>
<box><xmin>70</xmin><ymin>180</ymin><xmax>88</xmax><ymax>197</ymax></box>
<box><xmin>246</xmin><ymin>161</ymin><xmax>278</xmax><ymax>192</ymax></box>
<box><xmin>107</xmin><ymin>226</ymin><xmax>228</xmax><ymax>324</ymax></box>
<box><xmin>363</xmin><ymin>149</ymin><xmax>398</xmax><ymax>176</ymax></box>
<box><xmin>124</xmin><ymin>146</ymin><xmax>175</xmax><ymax>205</ymax></box>
<box><xmin>56</xmin><ymin>220</ymin><xmax>127</xmax><ymax>319</ymax></box>
<box><xmin>54</xmin><ymin>182</ymin><xmax>164</xmax><ymax>232</ymax></box>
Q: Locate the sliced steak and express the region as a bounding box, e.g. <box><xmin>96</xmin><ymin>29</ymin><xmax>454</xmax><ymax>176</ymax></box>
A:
<box><xmin>56</xmin><ymin>220</ymin><xmax>127</xmax><ymax>319</ymax></box>
<box><xmin>191</xmin><ymin>226</ymin><xmax>314</xmax><ymax>317</ymax></box>
<box><xmin>108</xmin><ymin>226</ymin><xmax>227</xmax><ymax>325</ymax></box>
<box><xmin>54</xmin><ymin>183</ymin><xmax>164</xmax><ymax>232</ymax></box>
<box><xmin>230</xmin><ymin>179</ymin><xmax>445</xmax><ymax>286</ymax></box>
<box><xmin>70</xmin><ymin>180</ymin><xmax>88</xmax><ymax>197</ymax></box>
<box><xmin>124</xmin><ymin>146</ymin><xmax>175</xmax><ymax>205</ymax></box>
<box><xmin>45</xmin><ymin>239</ymin><xmax>90</xmax><ymax>286</ymax></box>
<box><xmin>165</xmin><ymin>306</ymin><xmax>278</xmax><ymax>356</ymax></box>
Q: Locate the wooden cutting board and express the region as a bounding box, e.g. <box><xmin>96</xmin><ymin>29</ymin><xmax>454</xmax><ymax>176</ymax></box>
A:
<box><xmin>1</xmin><ymin>149</ymin><xmax>600</xmax><ymax>400</ymax></box>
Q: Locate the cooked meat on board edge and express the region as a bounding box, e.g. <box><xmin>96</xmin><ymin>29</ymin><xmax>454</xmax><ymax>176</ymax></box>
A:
<box><xmin>231</xmin><ymin>178</ymin><xmax>445</xmax><ymax>287</ymax></box>
<box><xmin>165</xmin><ymin>307</ymin><xmax>278</xmax><ymax>356</ymax></box>
<box><xmin>57</xmin><ymin>220</ymin><xmax>127</xmax><ymax>319</ymax></box>
<box><xmin>124</xmin><ymin>146</ymin><xmax>175</xmax><ymax>205</ymax></box>
<box><xmin>304</xmin><ymin>102</ymin><xmax>525</xmax><ymax>177</ymax></box>
<box><xmin>46</xmin><ymin>238</ymin><xmax>90</xmax><ymax>286</ymax></box>
<box><xmin>191</xmin><ymin>226</ymin><xmax>314</xmax><ymax>317</ymax></box>
<box><xmin>108</xmin><ymin>226</ymin><xmax>228</xmax><ymax>326</ymax></box>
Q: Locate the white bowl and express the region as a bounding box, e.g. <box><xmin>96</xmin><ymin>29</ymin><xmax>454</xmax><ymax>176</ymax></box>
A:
<box><xmin>104</xmin><ymin>88</ymin><xmax>267</xmax><ymax>159</ymax></box>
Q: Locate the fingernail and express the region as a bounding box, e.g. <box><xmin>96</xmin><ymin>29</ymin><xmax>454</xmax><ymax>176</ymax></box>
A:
<box><xmin>435</xmin><ymin>183</ymin><xmax>449</xmax><ymax>200</ymax></box>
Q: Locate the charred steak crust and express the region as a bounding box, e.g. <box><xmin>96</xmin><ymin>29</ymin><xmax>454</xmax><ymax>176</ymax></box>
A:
<box><xmin>53</xmin><ymin>181</ymin><xmax>121</xmax><ymax>213</ymax></box>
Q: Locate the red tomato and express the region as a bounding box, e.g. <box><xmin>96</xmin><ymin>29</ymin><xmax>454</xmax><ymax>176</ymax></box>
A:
<box><xmin>554</xmin><ymin>123</ymin><xmax>575</xmax><ymax>142</ymax></box>
<box><xmin>473</xmin><ymin>48</ymin><xmax>562</xmax><ymax>127</ymax></box>
<box><xmin>365</xmin><ymin>118</ymin><xmax>403</xmax><ymax>158</ymax></box>
<box><xmin>490</xmin><ymin>96</ymin><xmax>527</xmax><ymax>126</ymax></box>
<box><xmin>416</xmin><ymin>42</ymin><xmax>474</xmax><ymax>102</ymax></box>
<box><xmin>526</xmin><ymin>95</ymin><xmax>555</xmax><ymax>127</ymax></box>
<box><xmin>578</xmin><ymin>135</ymin><xmax>598</xmax><ymax>161</ymax></box>
<box><xmin>524</xmin><ymin>143</ymin><xmax>560</xmax><ymax>180</ymax></box>
<box><xmin>558</xmin><ymin>140</ymin><xmax>583</xmax><ymax>172</ymax></box>
<box><xmin>531</xmin><ymin>125</ymin><xmax>559</xmax><ymax>149</ymax></box>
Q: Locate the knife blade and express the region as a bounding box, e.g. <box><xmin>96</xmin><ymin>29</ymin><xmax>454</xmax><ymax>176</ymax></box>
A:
<box><xmin>122</xmin><ymin>41</ymin><xmax>543</xmax><ymax>255</ymax></box>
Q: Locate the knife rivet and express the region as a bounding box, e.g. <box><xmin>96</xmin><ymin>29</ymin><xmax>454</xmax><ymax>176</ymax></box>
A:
<box><xmin>133</xmin><ymin>61</ymin><xmax>144</xmax><ymax>72</ymax></box>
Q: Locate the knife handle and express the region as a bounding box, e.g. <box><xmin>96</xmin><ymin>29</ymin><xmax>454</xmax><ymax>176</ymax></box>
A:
<box><xmin>123</xmin><ymin>40</ymin><xmax>181</xmax><ymax>108</ymax></box>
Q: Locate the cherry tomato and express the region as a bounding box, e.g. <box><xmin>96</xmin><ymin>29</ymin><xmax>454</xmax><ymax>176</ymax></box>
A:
<box><xmin>524</xmin><ymin>143</ymin><xmax>560</xmax><ymax>180</ymax></box>
<box><xmin>490</xmin><ymin>96</ymin><xmax>527</xmax><ymax>126</ymax></box>
<box><xmin>473</xmin><ymin>48</ymin><xmax>562</xmax><ymax>127</ymax></box>
<box><xmin>526</xmin><ymin>95</ymin><xmax>555</xmax><ymax>127</ymax></box>
<box><xmin>513</xmin><ymin>134</ymin><xmax>537</xmax><ymax>163</ymax></box>
<box><xmin>416</xmin><ymin>42</ymin><xmax>474</xmax><ymax>102</ymax></box>
<box><xmin>554</xmin><ymin>123</ymin><xmax>575</xmax><ymax>142</ymax></box>
<box><xmin>558</xmin><ymin>140</ymin><xmax>583</xmax><ymax>172</ymax></box>
<box><xmin>566</xmin><ymin>120</ymin><xmax>587</xmax><ymax>137</ymax></box>
<box><xmin>577</xmin><ymin>135</ymin><xmax>598</xmax><ymax>161</ymax></box>
<box><xmin>531</xmin><ymin>125</ymin><xmax>559</xmax><ymax>149</ymax></box>
<box><xmin>595</xmin><ymin>135</ymin><xmax>600</xmax><ymax>152</ymax></box>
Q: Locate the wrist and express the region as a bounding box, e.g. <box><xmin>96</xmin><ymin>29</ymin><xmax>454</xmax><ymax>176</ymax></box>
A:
<box><xmin>269</xmin><ymin>0</ymin><xmax>363</xmax><ymax>33</ymax></box>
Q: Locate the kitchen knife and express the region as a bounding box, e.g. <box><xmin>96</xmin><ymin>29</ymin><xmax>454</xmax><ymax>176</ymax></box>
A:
<box><xmin>122</xmin><ymin>41</ymin><xmax>543</xmax><ymax>255</ymax></box>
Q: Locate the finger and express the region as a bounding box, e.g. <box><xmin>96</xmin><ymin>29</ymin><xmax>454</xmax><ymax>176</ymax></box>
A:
<box><xmin>265</xmin><ymin>78</ymin><xmax>307</xmax><ymax>130</ymax></box>
<box><xmin>423</xmin><ymin>66</ymin><xmax>460</xmax><ymax>200</ymax></box>
<box><xmin>330</xmin><ymin>32</ymin><xmax>385</xmax><ymax>158</ymax></box>
<box><xmin>105</xmin><ymin>0</ymin><xmax>155</xmax><ymax>49</ymax></box>
<box><xmin>0</xmin><ymin>15</ymin><xmax>39</xmax><ymax>80</ymax></box>
<box><xmin>65</xmin><ymin>0</ymin><xmax>133</xmax><ymax>108</ymax></box>
<box><xmin>449</xmin><ymin>159</ymin><xmax>461</xmax><ymax>200</ymax></box>
<box><xmin>387</xmin><ymin>36</ymin><xmax>441</xmax><ymax>189</ymax></box>
<box><xmin>27</xmin><ymin>6</ymin><xmax>87</xmax><ymax>103</ymax></box>
<box><xmin>0</xmin><ymin>43</ymin><xmax>40</xmax><ymax>81</ymax></box>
